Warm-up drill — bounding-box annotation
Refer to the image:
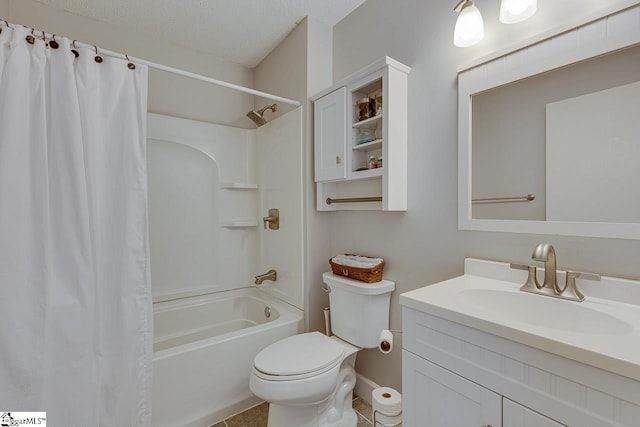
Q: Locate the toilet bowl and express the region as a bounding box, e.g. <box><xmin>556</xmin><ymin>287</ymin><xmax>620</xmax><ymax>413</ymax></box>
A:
<box><xmin>249</xmin><ymin>273</ymin><xmax>395</xmax><ymax>427</ymax></box>
<box><xmin>250</xmin><ymin>332</ymin><xmax>360</xmax><ymax>426</ymax></box>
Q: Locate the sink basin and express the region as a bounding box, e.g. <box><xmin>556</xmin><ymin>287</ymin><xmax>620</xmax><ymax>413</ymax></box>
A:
<box><xmin>458</xmin><ymin>288</ymin><xmax>634</xmax><ymax>335</ymax></box>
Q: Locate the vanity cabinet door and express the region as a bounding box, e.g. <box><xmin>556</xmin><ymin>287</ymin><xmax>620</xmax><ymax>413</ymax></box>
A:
<box><xmin>503</xmin><ymin>398</ymin><xmax>566</xmax><ymax>427</ymax></box>
<box><xmin>314</xmin><ymin>87</ymin><xmax>347</xmax><ymax>182</ymax></box>
<box><xmin>403</xmin><ymin>350</ymin><xmax>501</xmax><ymax>427</ymax></box>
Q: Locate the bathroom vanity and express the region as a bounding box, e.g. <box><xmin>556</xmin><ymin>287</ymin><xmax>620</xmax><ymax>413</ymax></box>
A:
<box><xmin>400</xmin><ymin>258</ymin><xmax>640</xmax><ymax>427</ymax></box>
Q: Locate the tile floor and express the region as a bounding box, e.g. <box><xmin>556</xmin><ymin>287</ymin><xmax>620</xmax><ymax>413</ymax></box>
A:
<box><xmin>211</xmin><ymin>395</ymin><xmax>373</xmax><ymax>427</ymax></box>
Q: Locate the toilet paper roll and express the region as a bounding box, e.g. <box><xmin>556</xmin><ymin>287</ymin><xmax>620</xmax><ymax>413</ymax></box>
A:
<box><xmin>379</xmin><ymin>329</ymin><xmax>393</xmax><ymax>354</ymax></box>
<box><xmin>372</xmin><ymin>387</ymin><xmax>402</xmax><ymax>426</ymax></box>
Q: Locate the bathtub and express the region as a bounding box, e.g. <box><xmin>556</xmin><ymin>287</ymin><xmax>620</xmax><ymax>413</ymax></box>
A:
<box><xmin>151</xmin><ymin>287</ymin><xmax>303</xmax><ymax>427</ymax></box>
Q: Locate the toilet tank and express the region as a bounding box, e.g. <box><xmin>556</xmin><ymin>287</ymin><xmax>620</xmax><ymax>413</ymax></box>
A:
<box><xmin>323</xmin><ymin>272</ymin><xmax>395</xmax><ymax>349</ymax></box>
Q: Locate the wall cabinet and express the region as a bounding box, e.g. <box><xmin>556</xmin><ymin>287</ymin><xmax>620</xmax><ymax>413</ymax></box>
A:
<box><xmin>402</xmin><ymin>307</ymin><xmax>640</xmax><ymax>427</ymax></box>
<box><xmin>311</xmin><ymin>57</ymin><xmax>410</xmax><ymax>211</ymax></box>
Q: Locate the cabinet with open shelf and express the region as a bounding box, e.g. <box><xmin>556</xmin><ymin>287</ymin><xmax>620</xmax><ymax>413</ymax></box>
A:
<box><xmin>312</xmin><ymin>57</ymin><xmax>409</xmax><ymax>211</ymax></box>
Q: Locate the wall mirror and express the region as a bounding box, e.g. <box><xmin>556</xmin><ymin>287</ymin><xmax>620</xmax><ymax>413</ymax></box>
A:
<box><xmin>458</xmin><ymin>4</ymin><xmax>640</xmax><ymax>239</ymax></box>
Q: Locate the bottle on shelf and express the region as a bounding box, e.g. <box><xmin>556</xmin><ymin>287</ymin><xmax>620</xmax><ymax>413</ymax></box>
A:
<box><xmin>368</xmin><ymin>155</ymin><xmax>378</xmax><ymax>169</ymax></box>
<box><xmin>357</xmin><ymin>97</ymin><xmax>375</xmax><ymax>122</ymax></box>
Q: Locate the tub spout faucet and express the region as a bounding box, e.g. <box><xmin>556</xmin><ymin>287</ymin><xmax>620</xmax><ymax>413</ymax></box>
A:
<box><xmin>255</xmin><ymin>269</ymin><xmax>277</xmax><ymax>285</ymax></box>
<box><xmin>531</xmin><ymin>243</ymin><xmax>561</xmax><ymax>295</ymax></box>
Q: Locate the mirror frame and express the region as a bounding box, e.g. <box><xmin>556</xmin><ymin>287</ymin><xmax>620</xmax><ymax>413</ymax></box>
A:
<box><xmin>458</xmin><ymin>3</ymin><xmax>640</xmax><ymax>239</ymax></box>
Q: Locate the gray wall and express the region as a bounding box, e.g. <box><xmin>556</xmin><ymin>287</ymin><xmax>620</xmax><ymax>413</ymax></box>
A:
<box><xmin>330</xmin><ymin>0</ymin><xmax>640</xmax><ymax>392</ymax></box>
<box><xmin>254</xmin><ymin>20</ymin><xmax>308</xmax><ymax>121</ymax></box>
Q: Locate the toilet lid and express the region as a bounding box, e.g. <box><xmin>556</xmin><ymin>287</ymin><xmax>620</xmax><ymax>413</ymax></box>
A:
<box><xmin>254</xmin><ymin>332</ymin><xmax>345</xmax><ymax>377</ymax></box>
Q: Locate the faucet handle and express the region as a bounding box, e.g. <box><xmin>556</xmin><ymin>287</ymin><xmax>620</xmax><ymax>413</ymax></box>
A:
<box><xmin>562</xmin><ymin>271</ymin><xmax>601</xmax><ymax>302</ymax></box>
<box><xmin>262</xmin><ymin>208</ymin><xmax>279</xmax><ymax>230</ymax></box>
<box><xmin>510</xmin><ymin>263</ymin><xmax>541</xmax><ymax>293</ymax></box>
<box><xmin>510</xmin><ymin>263</ymin><xmax>533</xmax><ymax>271</ymax></box>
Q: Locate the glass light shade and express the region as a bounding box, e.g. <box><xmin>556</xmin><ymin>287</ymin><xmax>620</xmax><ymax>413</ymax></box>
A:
<box><xmin>454</xmin><ymin>3</ymin><xmax>485</xmax><ymax>47</ymax></box>
<box><xmin>500</xmin><ymin>0</ymin><xmax>537</xmax><ymax>24</ymax></box>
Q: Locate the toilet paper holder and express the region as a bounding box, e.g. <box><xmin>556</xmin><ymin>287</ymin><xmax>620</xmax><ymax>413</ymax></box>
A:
<box><xmin>373</xmin><ymin>409</ymin><xmax>403</xmax><ymax>427</ymax></box>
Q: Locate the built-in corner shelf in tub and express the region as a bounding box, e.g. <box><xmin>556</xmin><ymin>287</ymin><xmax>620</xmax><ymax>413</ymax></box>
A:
<box><xmin>221</xmin><ymin>220</ymin><xmax>258</xmax><ymax>228</ymax></box>
<box><xmin>220</xmin><ymin>182</ymin><xmax>258</xmax><ymax>190</ymax></box>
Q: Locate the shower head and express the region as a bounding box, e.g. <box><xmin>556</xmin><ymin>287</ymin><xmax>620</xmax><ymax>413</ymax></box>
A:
<box><xmin>246</xmin><ymin>104</ymin><xmax>277</xmax><ymax>127</ymax></box>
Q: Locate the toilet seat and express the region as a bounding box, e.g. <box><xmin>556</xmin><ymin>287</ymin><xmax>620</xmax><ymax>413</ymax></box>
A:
<box><xmin>253</xmin><ymin>332</ymin><xmax>345</xmax><ymax>381</ymax></box>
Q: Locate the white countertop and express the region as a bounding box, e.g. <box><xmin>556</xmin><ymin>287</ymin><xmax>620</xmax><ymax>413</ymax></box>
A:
<box><xmin>400</xmin><ymin>259</ymin><xmax>640</xmax><ymax>382</ymax></box>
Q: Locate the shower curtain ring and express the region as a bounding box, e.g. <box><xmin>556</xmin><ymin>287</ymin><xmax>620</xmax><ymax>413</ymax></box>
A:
<box><xmin>50</xmin><ymin>34</ymin><xmax>59</xmax><ymax>49</ymax></box>
<box><xmin>94</xmin><ymin>45</ymin><xmax>103</xmax><ymax>63</ymax></box>
<box><xmin>26</xmin><ymin>27</ymin><xmax>35</xmax><ymax>44</ymax></box>
<box><xmin>71</xmin><ymin>40</ymin><xmax>79</xmax><ymax>58</ymax></box>
<box><xmin>126</xmin><ymin>54</ymin><xmax>136</xmax><ymax>70</ymax></box>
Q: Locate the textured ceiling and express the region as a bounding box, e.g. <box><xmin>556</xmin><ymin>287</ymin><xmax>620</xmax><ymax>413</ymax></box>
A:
<box><xmin>33</xmin><ymin>0</ymin><xmax>366</xmax><ymax>67</ymax></box>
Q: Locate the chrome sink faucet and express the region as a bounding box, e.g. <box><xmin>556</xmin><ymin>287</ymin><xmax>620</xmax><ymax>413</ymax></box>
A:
<box><xmin>510</xmin><ymin>243</ymin><xmax>601</xmax><ymax>302</ymax></box>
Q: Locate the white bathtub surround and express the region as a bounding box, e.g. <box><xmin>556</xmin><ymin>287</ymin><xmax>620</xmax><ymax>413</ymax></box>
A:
<box><xmin>147</xmin><ymin>111</ymin><xmax>305</xmax><ymax>309</ymax></box>
<box><xmin>255</xmin><ymin>109</ymin><xmax>305</xmax><ymax>309</ymax></box>
<box><xmin>147</xmin><ymin>113</ymin><xmax>257</xmax><ymax>302</ymax></box>
<box><xmin>0</xmin><ymin>26</ymin><xmax>152</xmax><ymax>426</ymax></box>
<box><xmin>152</xmin><ymin>287</ymin><xmax>303</xmax><ymax>427</ymax></box>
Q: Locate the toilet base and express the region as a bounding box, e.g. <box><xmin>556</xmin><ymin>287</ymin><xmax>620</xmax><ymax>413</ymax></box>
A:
<box><xmin>267</xmin><ymin>401</ymin><xmax>358</xmax><ymax>427</ymax></box>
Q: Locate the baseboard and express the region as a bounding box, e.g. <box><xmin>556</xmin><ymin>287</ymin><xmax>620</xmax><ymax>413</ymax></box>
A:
<box><xmin>354</xmin><ymin>372</ymin><xmax>380</xmax><ymax>405</ymax></box>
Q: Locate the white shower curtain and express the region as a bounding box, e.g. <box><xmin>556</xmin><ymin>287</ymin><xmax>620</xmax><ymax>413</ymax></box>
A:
<box><xmin>0</xmin><ymin>26</ymin><xmax>152</xmax><ymax>426</ymax></box>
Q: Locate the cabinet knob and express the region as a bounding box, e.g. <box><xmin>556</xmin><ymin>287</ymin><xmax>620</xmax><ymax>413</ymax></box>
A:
<box><xmin>336</xmin><ymin>156</ymin><xmax>341</xmax><ymax>164</ymax></box>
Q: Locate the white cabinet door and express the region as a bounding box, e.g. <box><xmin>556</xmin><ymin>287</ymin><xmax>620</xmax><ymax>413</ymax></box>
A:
<box><xmin>314</xmin><ymin>87</ymin><xmax>347</xmax><ymax>182</ymax></box>
<box><xmin>503</xmin><ymin>399</ymin><xmax>566</xmax><ymax>427</ymax></box>
<box><xmin>403</xmin><ymin>350</ymin><xmax>501</xmax><ymax>427</ymax></box>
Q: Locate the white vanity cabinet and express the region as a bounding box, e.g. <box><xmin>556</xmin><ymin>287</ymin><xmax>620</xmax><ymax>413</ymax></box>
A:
<box><xmin>403</xmin><ymin>351</ymin><xmax>564</xmax><ymax>427</ymax></box>
<box><xmin>311</xmin><ymin>56</ymin><xmax>409</xmax><ymax>211</ymax></box>
<box><xmin>400</xmin><ymin>258</ymin><xmax>640</xmax><ymax>427</ymax></box>
<box><xmin>401</xmin><ymin>308</ymin><xmax>627</xmax><ymax>427</ymax></box>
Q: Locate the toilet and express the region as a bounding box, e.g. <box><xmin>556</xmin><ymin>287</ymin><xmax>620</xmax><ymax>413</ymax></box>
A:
<box><xmin>250</xmin><ymin>272</ymin><xmax>395</xmax><ymax>427</ymax></box>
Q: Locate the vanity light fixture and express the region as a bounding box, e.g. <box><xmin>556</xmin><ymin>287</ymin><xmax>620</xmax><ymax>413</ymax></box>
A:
<box><xmin>453</xmin><ymin>0</ymin><xmax>485</xmax><ymax>47</ymax></box>
<box><xmin>500</xmin><ymin>0</ymin><xmax>537</xmax><ymax>24</ymax></box>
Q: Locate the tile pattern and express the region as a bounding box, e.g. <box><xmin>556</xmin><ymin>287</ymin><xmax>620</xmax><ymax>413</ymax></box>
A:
<box><xmin>211</xmin><ymin>396</ymin><xmax>373</xmax><ymax>427</ymax></box>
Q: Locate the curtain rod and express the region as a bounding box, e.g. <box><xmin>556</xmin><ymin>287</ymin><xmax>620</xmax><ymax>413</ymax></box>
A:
<box><xmin>0</xmin><ymin>20</ymin><xmax>301</xmax><ymax>107</ymax></box>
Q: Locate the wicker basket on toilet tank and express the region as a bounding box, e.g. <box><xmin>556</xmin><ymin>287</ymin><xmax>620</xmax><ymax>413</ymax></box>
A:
<box><xmin>329</xmin><ymin>254</ymin><xmax>385</xmax><ymax>283</ymax></box>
